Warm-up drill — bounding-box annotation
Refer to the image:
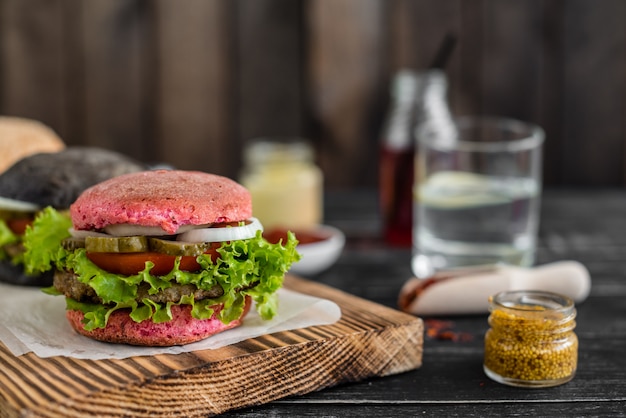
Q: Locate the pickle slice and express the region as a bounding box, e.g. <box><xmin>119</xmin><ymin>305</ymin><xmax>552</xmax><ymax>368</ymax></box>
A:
<box><xmin>148</xmin><ymin>238</ymin><xmax>210</xmax><ymax>256</ymax></box>
<box><xmin>61</xmin><ymin>237</ymin><xmax>86</xmax><ymax>251</ymax></box>
<box><xmin>85</xmin><ymin>236</ymin><xmax>149</xmax><ymax>253</ymax></box>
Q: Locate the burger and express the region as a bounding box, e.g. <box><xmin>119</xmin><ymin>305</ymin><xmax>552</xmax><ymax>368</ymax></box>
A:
<box><xmin>23</xmin><ymin>170</ymin><xmax>300</xmax><ymax>346</ymax></box>
<box><xmin>0</xmin><ymin>116</ymin><xmax>65</xmax><ymax>173</ymax></box>
<box><xmin>0</xmin><ymin>147</ymin><xmax>148</xmax><ymax>286</ymax></box>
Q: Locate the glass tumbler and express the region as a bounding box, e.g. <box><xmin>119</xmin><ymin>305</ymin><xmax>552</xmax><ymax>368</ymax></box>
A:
<box><xmin>412</xmin><ymin>116</ymin><xmax>544</xmax><ymax>278</ymax></box>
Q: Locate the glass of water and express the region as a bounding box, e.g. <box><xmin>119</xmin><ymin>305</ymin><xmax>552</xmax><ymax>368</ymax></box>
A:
<box><xmin>412</xmin><ymin>116</ymin><xmax>545</xmax><ymax>278</ymax></box>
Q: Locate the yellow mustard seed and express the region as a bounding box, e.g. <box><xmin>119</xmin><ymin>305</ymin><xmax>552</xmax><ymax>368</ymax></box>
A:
<box><xmin>483</xmin><ymin>290</ymin><xmax>578</xmax><ymax>388</ymax></box>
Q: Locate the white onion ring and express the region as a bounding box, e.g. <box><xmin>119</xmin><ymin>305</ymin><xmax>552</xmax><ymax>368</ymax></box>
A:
<box><xmin>0</xmin><ymin>196</ymin><xmax>40</xmax><ymax>212</ymax></box>
<box><xmin>72</xmin><ymin>218</ymin><xmax>263</xmax><ymax>242</ymax></box>
<box><xmin>69</xmin><ymin>228</ymin><xmax>110</xmax><ymax>238</ymax></box>
<box><xmin>176</xmin><ymin>218</ymin><xmax>263</xmax><ymax>243</ymax></box>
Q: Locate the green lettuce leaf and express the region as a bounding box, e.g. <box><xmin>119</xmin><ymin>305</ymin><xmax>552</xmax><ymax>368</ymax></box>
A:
<box><xmin>22</xmin><ymin>207</ymin><xmax>72</xmax><ymax>274</ymax></box>
<box><xmin>0</xmin><ymin>219</ymin><xmax>19</xmax><ymax>262</ymax></box>
<box><xmin>24</xmin><ymin>208</ymin><xmax>301</xmax><ymax>330</ymax></box>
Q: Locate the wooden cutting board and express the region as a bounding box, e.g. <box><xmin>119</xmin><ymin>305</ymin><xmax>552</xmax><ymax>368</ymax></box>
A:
<box><xmin>0</xmin><ymin>275</ymin><xmax>424</xmax><ymax>418</ymax></box>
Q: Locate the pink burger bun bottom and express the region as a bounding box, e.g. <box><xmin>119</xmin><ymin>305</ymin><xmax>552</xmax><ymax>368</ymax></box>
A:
<box><xmin>66</xmin><ymin>296</ymin><xmax>252</xmax><ymax>346</ymax></box>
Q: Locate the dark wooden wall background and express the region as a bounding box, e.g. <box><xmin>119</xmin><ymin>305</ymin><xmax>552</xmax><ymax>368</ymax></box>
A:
<box><xmin>0</xmin><ymin>0</ymin><xmax>624</xmax><ymax>190</ymax></box>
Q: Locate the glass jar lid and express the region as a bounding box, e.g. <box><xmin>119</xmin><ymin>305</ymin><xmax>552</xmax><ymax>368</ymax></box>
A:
<box><xmin>244</xmin><ymin>138</ymin><xmax>314</xmax><ymax>167</ymax></box>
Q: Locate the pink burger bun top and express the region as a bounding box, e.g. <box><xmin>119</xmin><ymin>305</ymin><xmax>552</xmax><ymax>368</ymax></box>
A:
<box><xmin>70</xmin><ymin>170</ymin><xmax>252</xmax><ymax>234</ymax></box>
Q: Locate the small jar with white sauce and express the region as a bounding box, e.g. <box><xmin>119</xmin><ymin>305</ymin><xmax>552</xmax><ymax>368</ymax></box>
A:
<box><xmin>240</xmin><ymin>139</ymin><xmax>323</xmax><ymax>231</ymax></box>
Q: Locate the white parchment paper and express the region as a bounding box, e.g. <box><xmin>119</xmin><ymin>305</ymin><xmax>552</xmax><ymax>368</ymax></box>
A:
<box><xmin>0</xmin><ymin>283</ymin><xmax>341</xmax><ymax>360</ymax></box>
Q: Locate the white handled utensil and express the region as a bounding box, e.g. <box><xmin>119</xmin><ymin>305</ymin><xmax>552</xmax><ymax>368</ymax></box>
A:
<box><xmin>398</xmin><ymin>261</ymin><xmax>591</xmax><ymax>316</ymax></box>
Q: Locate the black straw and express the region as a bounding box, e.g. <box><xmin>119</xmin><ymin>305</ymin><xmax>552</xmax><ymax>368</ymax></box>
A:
<box><xmin>429</xmin><ymin>32</ymin><xmax>457</xmax><ymax>70</ymax></box>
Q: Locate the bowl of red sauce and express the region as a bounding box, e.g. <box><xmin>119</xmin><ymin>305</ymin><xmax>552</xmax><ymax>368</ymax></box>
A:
<box><xmin>263</xmin><ymin>225</ymin><xmax>345</xmax><ymax>276</ymax></box>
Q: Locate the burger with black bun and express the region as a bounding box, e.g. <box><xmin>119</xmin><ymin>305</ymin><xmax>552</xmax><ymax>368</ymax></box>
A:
<box><xmin>0</xmin><ymin>147</ymin><xmax>147</xmax><ymax>286</ymax></box>
<box><xmin>23</xmin><ymin>170</ymin><xmax>300</xmax><ymax>346</ymax></box>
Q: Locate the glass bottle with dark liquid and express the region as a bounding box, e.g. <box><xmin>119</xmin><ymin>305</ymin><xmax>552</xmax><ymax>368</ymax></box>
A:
<box><xmin>379</xmin><ymin>145</ymin><xmax>414</xmax><ymax>246</ymax></box>
<box><xmin>379</xmin><ymin>71</ymin><xmax>418</xmax><ymax>247</ymax></box>
<box><xmin>379</xmin><ymin>70</ymin><xmax>453</xmax><ymax>247</ymax></box>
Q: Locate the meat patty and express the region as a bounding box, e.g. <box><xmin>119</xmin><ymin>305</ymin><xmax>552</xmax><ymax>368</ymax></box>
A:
<box><xmin>53</xmin><ymin>270</ymin><xmax>225</xmax><ymax>305</ymax></box>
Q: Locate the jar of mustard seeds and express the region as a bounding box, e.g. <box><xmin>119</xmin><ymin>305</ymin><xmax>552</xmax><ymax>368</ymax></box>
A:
<box><xmin>483</xmin><ymin>290</ymin><xmax>578</xmax><ymax>388</ymax></box>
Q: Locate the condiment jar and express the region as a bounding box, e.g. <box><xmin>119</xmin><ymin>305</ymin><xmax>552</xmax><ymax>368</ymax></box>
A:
<box><xmin>240</xmin><ymin>139</ymin><xmax>323</xmax><ymax>231</ymax></box>
<box><xmin>483</xmin><ymin>290</ymin><xmax>578</xmax><ymax>388</ymax></box>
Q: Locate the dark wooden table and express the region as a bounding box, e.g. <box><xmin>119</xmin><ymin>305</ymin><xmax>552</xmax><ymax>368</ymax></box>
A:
<box><xmin>221</xmin><ymin>188</ymin><xmax>626</xmax><ymax>417</ymax></box>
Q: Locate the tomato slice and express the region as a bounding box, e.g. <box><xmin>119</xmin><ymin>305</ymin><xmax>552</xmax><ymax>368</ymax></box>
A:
<box><xmin>86</xmin><ymin>248</ymin><xmax>220</xmax><ymax>276</ymax></box>
<box><xmin>7</xmin><ymin>218</ymin><xmax>33</xmax><ymax>235</ymax></box>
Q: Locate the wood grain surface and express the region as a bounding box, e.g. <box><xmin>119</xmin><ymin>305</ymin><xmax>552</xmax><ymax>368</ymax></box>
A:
<box><xmin>0</xmin><ymin>275</ymin><xmax>424</xmax><ymax>418</ymax></box>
